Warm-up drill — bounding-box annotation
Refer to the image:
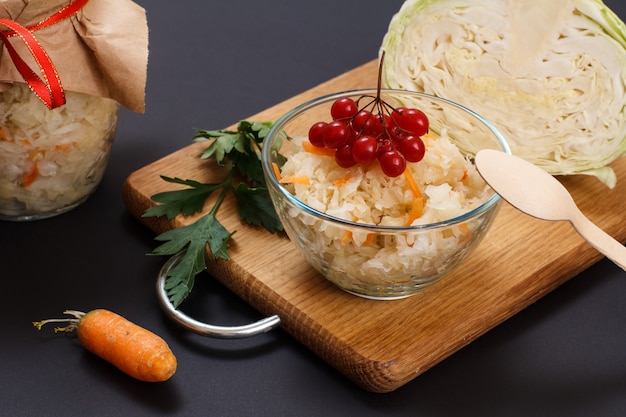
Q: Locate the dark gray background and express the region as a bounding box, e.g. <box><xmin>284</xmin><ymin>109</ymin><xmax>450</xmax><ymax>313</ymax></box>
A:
<box><xmin>3</xmin><ymin>1</ymin><xmax>626</xmax><ymax>416</ymax></box>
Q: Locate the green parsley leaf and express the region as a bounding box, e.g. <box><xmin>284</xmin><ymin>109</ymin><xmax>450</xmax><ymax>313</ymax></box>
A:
<box><xmin>232</xmin><ymin>150</ymin><xmax>265</xmax><ymax>188</ymax></box>
<box><xmin>249</xmin><ymin>121</ymin><xmax>274</xmax><ymax>139</ymax></box>
<box><xmin>151</xmin><ymin>212</ymin><xmax>234</xmax><ymax>307</ymax></box>
<box><xmin>234</xmin><ymin>183</ymin><xmax>283</xmax><ymax>233</ymax></box>
<box><xmin>144</xmin><ymin>120</ymin><xmax>284</xmax><ymax>307</ymax></box>
<box><xmin>143</xmin><ymin>176</ymin><xmax>224</xmax><ymax>219</ymax></box>
<box><xmin>195</xmin><ymin>130</ymin><xmax>246</xmax><ymax>164</ymax></box>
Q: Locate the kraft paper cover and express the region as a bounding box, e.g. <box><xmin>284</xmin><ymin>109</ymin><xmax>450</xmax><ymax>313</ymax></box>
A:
<box><xmin>0</xmin><ymin>0</ymin><xmax>148</xmax><ymax>113</ymax></box>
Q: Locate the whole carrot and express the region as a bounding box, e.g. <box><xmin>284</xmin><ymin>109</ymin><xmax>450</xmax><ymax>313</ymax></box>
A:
<box><xmin>33</xmin><ymin>309</ymin><xmax>177</xmax><ymax>382</ymax></box>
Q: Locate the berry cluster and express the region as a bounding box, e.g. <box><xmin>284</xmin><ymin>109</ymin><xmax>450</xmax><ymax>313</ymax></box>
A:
<box><xmin>307</xmin><ymin>95</ymin><xmax>429</xmax><ymax>177</ymax></box>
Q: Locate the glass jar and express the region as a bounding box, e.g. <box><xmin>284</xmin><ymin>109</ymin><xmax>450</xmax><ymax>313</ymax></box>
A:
<box><xmin>0</xmin><ymin>83</ymin><xmax>119</xmax><ymax>221</ymax></box>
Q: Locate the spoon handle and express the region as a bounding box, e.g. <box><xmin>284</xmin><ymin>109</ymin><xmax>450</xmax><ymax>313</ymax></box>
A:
<box><xmin>570</xmin><ymin>212</ymin><xmax>626</xmax><ymax>272</ymax></box>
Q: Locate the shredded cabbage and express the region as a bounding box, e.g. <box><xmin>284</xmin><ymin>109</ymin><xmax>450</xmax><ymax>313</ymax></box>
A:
<box><xmin>280</xmin><ymin>133</ymin><xmax>491</xmax><ymax>289</ymax></box>
<box><xmin>381</xmin><ymin>0</ymin><xmax>626</xmax><ymax>187</ymax></box>
<box><xmin>0</xmin><ymin>83</ymin><xmax>119</xmax><ymax>219</ymax></box>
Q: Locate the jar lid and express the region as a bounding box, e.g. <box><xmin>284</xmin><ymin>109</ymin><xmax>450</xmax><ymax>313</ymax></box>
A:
<box><xmin>0</xmin><ymin>0</ymin><xmax>148</xmax><ymax>113</ymax></box>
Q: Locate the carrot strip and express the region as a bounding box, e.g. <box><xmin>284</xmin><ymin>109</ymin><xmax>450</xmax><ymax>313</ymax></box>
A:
<box><xmin>405</xmin><ymin>197</ymin><xmax>424</xmax><ymax>226</ymax></box>
<box><xmin>341</xmin><ymin>229</ymin><xmax>375</xmax><ymax>246</ymax></box>
<box><xmin>279</xmin><ymin>175</ymin><xmax>310</xmax><ymax>185</ymax></box>
<box><xmin>333</xmin><ymin>173</ymin><xmax>352</xmax><ymax>186</ymax></box>
<box><xmin>301</xmin><ymin>140</ymin><xmax>336</xmax><ymax>157</ymax></box>
<box><xmin>458</xmin><ymin>224</ymin><xmax>472</xmax><ymax>244</ymax></box>
<box><xmin>341</xmin><ymin>230</ymin><xmax>352</xmax><ymax>246</ymax></box>
<box><xmin>362</xmin><ymin>233</ymin><xmax>376</xmax><ymax>245</ymax></box>
<box><xmin>271</xmin><ymin>161</ymin><xmax>282</xmax><ymax>181</ymax></box>
<box><xmin>403</xmin><ymin>168</ymin><xmax>422</xmax><ymax>199</ymax></box>
<box><xmin>403</xmin><ymin>168</ymin><xmax>425</xmax><ymax>225</ymax></box>
<box><xmin>341</xmin><ymin>217</ymin><xmax>376</xmax><ymax>246</ymax></box>
<box><xmin>21</xmin><ymin>160</ymin><xmax>38</xmax><ymax>187</ymax></box>
<box><xmin>0</xmin><ymin>128</ymin><xmax>7</xmax><ymax>141</ymax></box>
<box><xmin>54</xmin><ymin>143</ymin><xmax>74</xmax><ymax>152</ymax></box>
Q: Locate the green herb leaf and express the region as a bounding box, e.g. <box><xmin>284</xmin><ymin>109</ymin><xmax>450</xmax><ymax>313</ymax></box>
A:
<box><xmin>143</xmin><ymin>176</ymin><xmax>223</xmax><ymax>219</ymax></box>
<box><xmin>232</xmin><ymin>150</ymin><xmax>265</xmax><ymax>187</ymax></box>
<box><xmin>151</xmin><ymin>213</ymin><xmax>234</xmax><ymax>307</ymax></box>
<box><xmin>196</xmin><ymin>130</ymin><xmax>246</xmax><ymax>164</ymax></box>
<box><xmin>234</xmin><ymin>183</ymin><xmax>283</xmax><ymax>233</ymax></box>
<box><xmin>161</xmin><ymin>249</ymin><xmax>204</xmax><ymax>308</ymax></box>
<box><xmin>243</xmin><ymin>120</ymin><xmax>275</xmax><ymax>144</ymax></box>
<box><xmin>145</xmin><ymin>119</ymin><xmax>284</xmax><ymax>307</ymax></box>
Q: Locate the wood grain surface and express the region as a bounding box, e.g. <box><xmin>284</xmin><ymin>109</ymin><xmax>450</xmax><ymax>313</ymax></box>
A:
<box><xmin>123</xmin><ymin>59</ymin><xmax>626</xmax><ymax>393</ymax></box>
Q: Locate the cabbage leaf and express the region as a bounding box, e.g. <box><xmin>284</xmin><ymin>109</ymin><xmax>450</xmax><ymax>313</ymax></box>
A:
<box><xmin>381</xmin><ymin>0</ymin><xmax>626</xmax><ymax>187</ymax></box>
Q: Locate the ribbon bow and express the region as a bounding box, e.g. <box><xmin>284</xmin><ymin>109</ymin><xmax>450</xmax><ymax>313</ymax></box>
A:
<box><xmin>0</xmin><ymin>0</ymin><xmax>89</xmax><ymax>109</ymax></box>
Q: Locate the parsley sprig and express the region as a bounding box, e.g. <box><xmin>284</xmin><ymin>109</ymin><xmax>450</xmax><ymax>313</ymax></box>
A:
<box><xmin>143</xmin><ymin>120</ymin><xmax>283</xmax><ymax>308</ymax></box>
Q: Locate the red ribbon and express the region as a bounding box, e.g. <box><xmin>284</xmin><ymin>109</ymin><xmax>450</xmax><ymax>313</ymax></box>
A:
<box><xmin>0</xmin><ymin>0</ymin><xmax>90</xmax><ymax>109</ymax></box>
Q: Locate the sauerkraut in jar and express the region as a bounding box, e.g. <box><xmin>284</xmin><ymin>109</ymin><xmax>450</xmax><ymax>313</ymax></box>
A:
<box><xmin>0</xmin><ymin>82</ymin><xmax>120</xmax><ymax>221</ymax></box>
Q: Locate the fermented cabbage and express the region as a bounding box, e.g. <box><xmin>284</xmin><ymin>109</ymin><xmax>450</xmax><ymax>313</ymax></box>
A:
<box><xmin>0</xmin><ymin>83</ymin><xmax>119</xmax><ymax>220</ymax></box>
<box><xmin>381</xmin><ymin>0</ymin><xmax>626</xmax><ymax>187</ymax></box>
<box><xmin>279</xmin><ymin>132</ymin><xmax>490</xmax><ymax>288</ymax></box>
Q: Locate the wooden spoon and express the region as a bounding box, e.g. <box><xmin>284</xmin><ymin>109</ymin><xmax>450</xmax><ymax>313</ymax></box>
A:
<box><xmin>475</xmin><ymin>149</ymin><xmax>626</xmax><ymax>272</ymax></box>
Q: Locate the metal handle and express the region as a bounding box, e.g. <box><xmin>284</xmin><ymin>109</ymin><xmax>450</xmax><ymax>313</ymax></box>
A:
<box><xmin>157</xmin><ymin>254</ymin><xmax>281</xmax><ymax>339</ymax></box>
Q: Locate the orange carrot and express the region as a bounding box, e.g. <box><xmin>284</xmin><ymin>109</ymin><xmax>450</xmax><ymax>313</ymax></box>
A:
<box><xmin>271</xmin><ymin>161</ymin><xmax>282</xmax><ymax>181</ymax></box>
<box><xmin>33</xmin><ymin>309</ymin><xmax>177</xmax><ymax>382</ymax></box>
<box><xmin>403</xmin><ymin>168</ymin><xmax>425</xmax><ymax>225</ymax></box>
<box><xmin>403</xmin><ymin>168</ymin><xmax>422</xmax><ymax>199</ymax></box>
<box><xmin>405</xmin><ymin>197</ymin><xmax>424</xmax><ymax>226</ymax></box>
<box><xmin>301</xmin><ymin>140</ymin><xmax>336</xmax><ymax>157</ymax></box>
<box><xmin>54</xmin><ymin>143</ymin><xmax>74</xmax><ymax>152</ymax></box>
<box><xmin>341</xmin><ymin>218</ymin><xmax>375</xmax><ymax>246</ymax></box>
<box><xmin>341</xmin><ymin>229</ymin><xmax>353</xmax><ymax>246</ymax></box>
<box><xmin>333</xmin><ymin>173</ymin><xmax>352</xmax><ymax>186</ymax></box>
<box><xmin>21</xmin><ymin>160</ymin><xmax>39</xmax><ymax>187</ymax></box>
<box><xmin>0</xmin><ymin>128</ymin><xmax>7</xmax><ymax>141</ymax></box>
<box><xmin>458</xmin><ymin>224</ymin><xmax>472</xmax><ymax>244</ymax></box>
<box><xmin>341</xmin><ymin>230</ymin><xmax>375</xmax><ymax>245</ymax></box>
<box><xmin>279</xmin><ymin>175</ymin><xmax>311</xmax><ymax>185</ymax></box>
<box><xmin>362</xmin><ymin>233</ymin><xmax>376</xmax><ymax>245</ymax></box>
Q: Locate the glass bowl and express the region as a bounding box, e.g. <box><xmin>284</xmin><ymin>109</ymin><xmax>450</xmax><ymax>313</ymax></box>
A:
<box><xmin>261</xmin><ymin>89</ymin><xmax>510</xmax><ymax>299</ymax></box>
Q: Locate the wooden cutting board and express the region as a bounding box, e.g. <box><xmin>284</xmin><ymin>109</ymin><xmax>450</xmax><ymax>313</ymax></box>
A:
<box><xmin>123</xmin><ymin>59</ymin><xmax>626</xmax><ymax>393</ymax></box>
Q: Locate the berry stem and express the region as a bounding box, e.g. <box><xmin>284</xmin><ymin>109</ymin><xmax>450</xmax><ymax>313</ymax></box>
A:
<box><xmin>378</xmin><ymin>50</ymin><xmax>385</xmax><ymax>100</ymax></box>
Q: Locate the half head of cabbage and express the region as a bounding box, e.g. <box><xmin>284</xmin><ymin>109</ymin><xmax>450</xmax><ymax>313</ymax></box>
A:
<box><xmin>381</xmin><ymin>0</ymin><xmax>626</xmax><ymax>187</ymax></box>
